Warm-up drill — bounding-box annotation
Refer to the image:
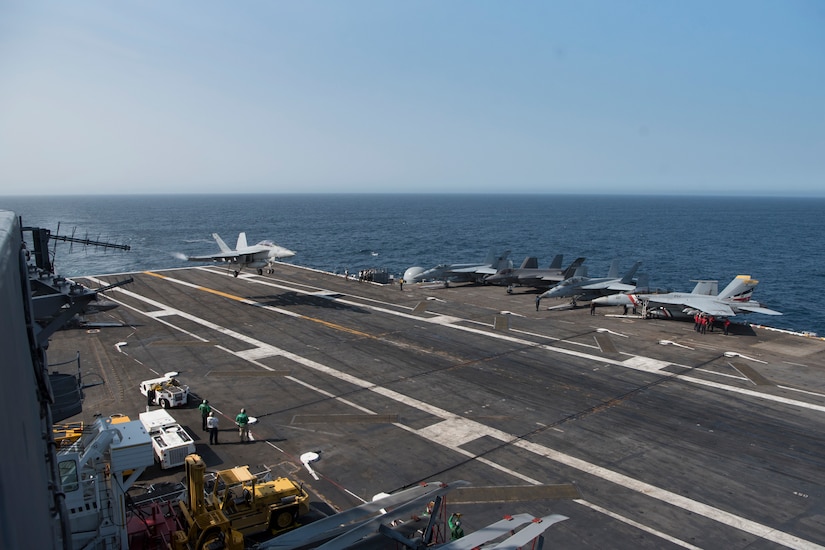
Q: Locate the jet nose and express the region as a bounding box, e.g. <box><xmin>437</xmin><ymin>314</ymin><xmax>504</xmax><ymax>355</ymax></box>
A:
<box><xmin>271</xmin><ymin>247</ymin><xmax>296</xmax><ymax>259</ymax></box>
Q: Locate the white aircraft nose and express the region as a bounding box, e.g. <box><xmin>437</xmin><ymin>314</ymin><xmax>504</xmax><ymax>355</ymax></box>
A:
<box><xmin>270</xmin><ymin>247</ymin><xmax>296</xmax><ymax>259</ymax></box>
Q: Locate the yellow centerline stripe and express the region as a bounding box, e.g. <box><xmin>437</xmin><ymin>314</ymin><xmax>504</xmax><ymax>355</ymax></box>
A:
<box><xmin>145</xmin><ymin>271</ymin><xmax>250</xmax><ymax>302</ymax></box>
<box><xmin>143</xmin><ymin>270</ymin><xmax>374</xmax><ymax>338</ymax></box>
<box><xmin>303</xmin><ymin>317</ymin><xmax>374</xmax><ymax>338</ymax></box>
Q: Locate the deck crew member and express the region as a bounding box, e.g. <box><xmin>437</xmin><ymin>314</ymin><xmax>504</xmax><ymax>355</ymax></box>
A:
<box><xmin>448</xmin><ymin>512</ymin><xmax>464</xmax><ymax>540</ymax></box>
<box><xmin>207</xmin><ymin>411</ymin><xmax>219</xmax><ymax>445</ymax></box>
<box><xmin>236</xmin><ymin>408</ymin><xmax>250</xmax><ymax>442</ymax></box>
<box><xmin>198</xmin><ymin>399</ymin><xmax>211</xmax><ymax>431</ymax></box>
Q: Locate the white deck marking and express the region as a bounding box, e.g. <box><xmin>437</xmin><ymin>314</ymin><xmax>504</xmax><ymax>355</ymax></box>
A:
<box><xmin>416</xmin><ymin>417</ymin><xmax>502</xmax><ymax>447</ymax></box>
<box><xmin>428</xmin><ymin>315</ymin><xmax>462</xmax><ymax>325</ymax></box>
<box><xmin>236</xmin><ymin>347</ymin><xmax>280</xmax><ymax>361</ymax></box>
<box><xmin>574</xmin><ymin>499</ymin><xmax>703</xmax><ymax>550</ymax></box>
<box><xmin>622</xmin><ymin>356</ymin><xmax>673</xmax><ymax>372</ymax></box>
<box><xmin>86</xmin><ymin>274</ymin><xmax>825</xmax><ymax>549</ymax></box>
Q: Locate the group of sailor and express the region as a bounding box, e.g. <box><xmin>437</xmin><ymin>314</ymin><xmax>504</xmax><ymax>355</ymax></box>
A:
<box><xmin>694</xmin><ymin>313</ymin><xmax>731</xmax><ymax>335</ymax></box>
<box><xmin>345</xmin><ymin>268</ymin><xmax>389</xmax><ymax>283</ymax></box>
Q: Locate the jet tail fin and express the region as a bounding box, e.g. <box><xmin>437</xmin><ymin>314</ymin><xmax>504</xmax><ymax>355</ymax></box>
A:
<box><xmin>548</xmin><ymin>254</ymin><xmax>562</xmax><ymax>270</ymax></box>
<box><xmin>493</xmin><ymin>251</ymin><xmax>512</xmax><ymax>270</ymax></box>
<box><xmin>563</xmin><ymin>258</ymin><xmax>586</xmax><ymax>279</ymax></box>
<box><xmin>635</xmin><ymin>273</ymin><xmax>649</xmax><ymax>292</ymax></box>
<box><xmin>212</xmin><ymin>233</ymin><xmax>232</xmax><ymax>253</ymax></box>
<box><xmin>718</xmin><ymin>275</ymin><xmax>758</xmax><ymax>300</ymax></box>
<box><xmin>521</xmin><ymin>256</ymin><xmax>539</xmax><ymax>269</ymax></box>
<box><xmin>483</xmin><ymin>248</ymin><xmax>496</xmax><ymax>265</ymax></box>
<box><xmin>690</xmin><ymin>280</ymin><xmax>719</xmax><ymax>295</ymax></box>
<box><xmin>619</xmin><ymin>261</ymin><xmax>642</xmax><ymax>284</ymax></box>
<box><xmin>607</xmin><ymin>259</ymin><xmax>621</xmax><ymax>279</ymax></box>
<box><xmin>236</xmin><ymin>232</ymin><xmax>248</xmax><ymax>250</ymax></box>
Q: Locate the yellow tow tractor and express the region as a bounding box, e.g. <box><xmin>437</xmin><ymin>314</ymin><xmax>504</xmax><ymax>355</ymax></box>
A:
<box><xmin>209</xmin><ymin>464</ymin><xmax>310</xmax><ymax>537</ymax></box>
<box><xmin>174</xmin><ymin>454</ymin><xmax>244</xmax><ymax>550</ymax></box>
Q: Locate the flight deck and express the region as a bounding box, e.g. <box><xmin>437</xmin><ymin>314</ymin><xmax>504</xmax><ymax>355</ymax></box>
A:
<box><xmin>49</xmin><ymin>264</ymin><xmax>825</xmax><ymax>549</ymax></box>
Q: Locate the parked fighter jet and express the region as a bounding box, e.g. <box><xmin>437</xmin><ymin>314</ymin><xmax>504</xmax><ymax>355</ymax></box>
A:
<box><xmin>403</xmin><ymin>249</ymin><xmax>511</xmax><ymax>285</ymax></box>
<box><xmin>538</xmin><ymin>260</ymin><xmax>642</xmax><ymax>306</ymax></box>
<box><xmin>187</xmin><ymin>232</ymin><xmax>296</xmax><ymax>277</ymax></box>
<box><xmin>592</xmin><ymin>274</ymin><xmax>782</xmax><ymax>319</ymax></box>
<box><xmin>485</xmin><ymin>254</ymin><xmax>586</xmax><ymax>292</ymax></box>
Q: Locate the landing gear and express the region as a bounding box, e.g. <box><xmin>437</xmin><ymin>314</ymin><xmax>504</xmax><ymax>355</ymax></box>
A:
<box><xmin>507</xmin><ymin>285</ymin><xmax>513</xmax><ymax>295</ymax></box>
<box><xmin>233</xmin><ymin>270</ymin><xmax>240</xmax><ymax>277</ymax></box>
<box><xmin>257</xmin><ymin>268</ymin><xmax>263</xmax><ymax>275</ymax></box>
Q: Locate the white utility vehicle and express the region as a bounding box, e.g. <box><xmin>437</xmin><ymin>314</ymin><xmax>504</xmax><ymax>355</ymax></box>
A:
<box><xmin>138</xmin><ymin>409</ymin><xmax>195</xmax><ymax>469</ymax></box>
<box><xmin>139</xmin><ymin>371</ymin><xmax>190</xmax><ymax>408</ymax></box>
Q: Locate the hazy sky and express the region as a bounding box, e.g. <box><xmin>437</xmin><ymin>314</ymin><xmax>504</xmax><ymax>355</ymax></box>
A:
<box><xmin>1</xmin><ymin>1</ymin><xmax>823</xmax><ymax>196</ymax></box>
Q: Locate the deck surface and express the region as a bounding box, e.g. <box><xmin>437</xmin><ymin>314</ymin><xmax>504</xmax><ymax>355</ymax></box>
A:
<box><xmin>51</xmin><ymin>264</ymin><xmax>825</xmax><ymax>549</ymax></box>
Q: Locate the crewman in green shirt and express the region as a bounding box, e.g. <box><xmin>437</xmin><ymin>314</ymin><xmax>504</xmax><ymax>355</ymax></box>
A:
<box><xmin>448</xmin><ymin>512</ymin><xmax>464</xmax><ymax>540</ymax></box>
<box><xmin>235</xmin><ymin>408</ymin><xmax>250</xmax><ymax>442</ymax></box>
<box><xmin>198</xmin><ymin>399</ymin><xmax>211</xmax><ymax>431</ymax></box>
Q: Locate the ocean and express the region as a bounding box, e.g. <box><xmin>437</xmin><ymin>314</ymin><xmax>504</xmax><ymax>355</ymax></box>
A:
<box><xmin>2</xmin><ymin>194</ymin><xmax>824</xmax><ymax>337</ymax></box>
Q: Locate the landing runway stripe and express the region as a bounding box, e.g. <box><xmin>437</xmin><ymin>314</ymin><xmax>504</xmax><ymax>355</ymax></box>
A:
<box><xmin>88</xmin><ymin>274</ymin><xmax>825</xmax><ymax>550</ymax></box>
<box><xmin>574</xmin><ymin>499</ymin><xmax>703</xmax><ymax>550</ymax></box>
<box><xmin>148</xmin><ymin>270</ymin><xmax>375</xmax><ymax>338</ymax></box>
<box><xmin>145</xmin><ymin>270</ymin><xmax>256</xmax><ymax>304</ymax></box>
<box><xmin>304</xmin><ymin>317</ymin><xmax>374</xmax><ymax>338</ymax></box>
<box><xmin>516</xmin><ymin>440</ymin><xmax>822</xmax><ymax>549</ymax></box>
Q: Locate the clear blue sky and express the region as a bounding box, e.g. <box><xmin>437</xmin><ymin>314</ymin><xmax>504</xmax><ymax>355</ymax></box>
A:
<box><xmin>1</xmin><ymin>1</ymin><xmax>823</xmax><ymax>196</ymax></box>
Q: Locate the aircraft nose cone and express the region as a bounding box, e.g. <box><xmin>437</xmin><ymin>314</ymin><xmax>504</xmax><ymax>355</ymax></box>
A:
<box><xmin>541</xmin><ymin>288</ymin><xmax>562</xmax><ymax>298</ymax></box>
<box><xmin>271</xmin><ymin>247</ymin><xmax>296</xmax><ymax>259</ymax></box>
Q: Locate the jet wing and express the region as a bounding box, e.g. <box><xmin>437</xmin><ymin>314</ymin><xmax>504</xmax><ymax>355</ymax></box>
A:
<box><xmin>735</xmin><ymin>304</ymin><xmax>783</xmax><ymax>315</ymax></box>
<box><xmin>579</xmin><ymin>281</ymin><xmax>635</xmax><ymax>292</ymax></box>
<box><xmin>649</xmin><ymin>295</ymin><xmax>736</xmax><ymax>317</ymax></box>
<box><xmin>435</xmin><ymin>514</ymin><xmax>536</xmax><ymax>550</ymax></box>
<box><xmin>486</xmin><ymin>514</ymin><xmax>568</xmax><ymax>548</ymax></box>
<box><xmin>449</xmin><ymin>265</ymin><xmax>488</xmax><ymax>274</ymax></box>
<box><xmin>603</xmin><ymin>282</ymin><xmax>637</xmax><ymax>292</ymax></box>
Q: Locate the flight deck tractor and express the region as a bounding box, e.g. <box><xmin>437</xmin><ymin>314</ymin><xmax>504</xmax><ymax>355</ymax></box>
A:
<box><xmin>139</xmin><ymin>409</ymin><xmax>196</xmax><ymax>469</ymax></box>
<box><xmin>140</xmin><ymin>371</ymin><xmax>190</xmax><ymax>408</ymax></box>
<box><xmin>207</xmin><ymin>463</ymin><xmax>311</xmax><ymax>537</ymax></box>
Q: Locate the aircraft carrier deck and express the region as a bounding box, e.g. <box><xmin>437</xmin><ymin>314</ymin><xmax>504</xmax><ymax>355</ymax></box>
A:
<box><xmin>50</xmin><ymin>264</ymin><xmax>825</xmax><ymax>549</ymax></box>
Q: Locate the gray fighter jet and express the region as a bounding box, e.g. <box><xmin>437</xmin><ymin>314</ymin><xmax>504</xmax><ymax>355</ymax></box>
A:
<box><xmin>187</xmin><ymin>232</ymin><xmax>296</xmax><ymax>277</ymax></box>
<box><xmin>592</xmin><ymin>274</ymin><xmax>782</xmax><ymax>319</ymax></box>
<box><xmin>403</xmin><ymin>249</ymin><xmax>511</xmax><ymax>285</ymax></box>
<box><xmin>538</xmin><ymin>259</ymin><xmax>642</xmax><ymax>306</ymax></box>
<box><xmin>485</xmin><ymin>254</ymin><xmax>586</xmax><ymax>292</ymax></box>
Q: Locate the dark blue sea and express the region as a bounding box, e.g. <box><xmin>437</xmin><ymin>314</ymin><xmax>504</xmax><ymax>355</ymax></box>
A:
<box><xmin>3</xmin><ymin>194</ymin><xmax>824</xmax><ymax>337</ymax></box>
